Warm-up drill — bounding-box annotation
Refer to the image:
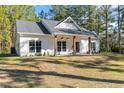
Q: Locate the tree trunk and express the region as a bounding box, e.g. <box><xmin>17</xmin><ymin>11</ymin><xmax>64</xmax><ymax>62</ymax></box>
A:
<box><xmin>105</xmin><ymin>6</ymin><xmax>109</xmax><ymax>51</ymax></box>
<box><xmin>10</xmin><ymin>23</ymin><xmax>16</xmax><ymax>54</ymax></box>
<box><xmin>118</xmin><ymin>6</ymin><xmax>121</xmax><ymax>53</ymax></box>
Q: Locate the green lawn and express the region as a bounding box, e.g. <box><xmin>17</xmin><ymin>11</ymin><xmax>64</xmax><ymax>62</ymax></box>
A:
<box><xmin>0</xmin><ymin>53</ymin><xmax>124</xmax><ymax>88</ymax></box>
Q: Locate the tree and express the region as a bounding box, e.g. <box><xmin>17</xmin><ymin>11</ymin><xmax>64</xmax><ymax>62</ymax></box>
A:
<box><xmin>0</xmin><ymin>6</ymin><xmax>11</xmax><ymax>54</ymax></box>
<box><xmin>7</xmin><ymin>6</ymin><xmax>37</xmax><ymax>53</ymax></box>
<box><xmin>100</xmin><ymin>5</ymin><xmax>113</xmax><ymax>52</ymax></box>
<box><xmin>117</xmin><ymin>6</ymin><xmax>124</xmax><ymax>53</ymax></box>
<box><xmin>49</xmin><ymin>6</ymin><xmax>98</xmax><ymax>29</ymax></box>
<box><xmin>94</xmin><ymin>7</ymin><xmax>104</xmax><ymax>35</ymax></box>
<box><xmin>0</xmin><ymin>5</ymin><xmax>38</xmax><ymax>54</ymax></box>
<box><xmin>38</xmin><ymin>10</ymin><xmax>48</xmax><ymax>20</ymax></box>
<box><xmin>111</xmin><ymin>5</ymin><xmax>124</xmax><ymax>53</ymax></box>
<box><xmin>118</xmin><ymin>6</ymin><xmax>121</xmax><ymax>53</ymax></box>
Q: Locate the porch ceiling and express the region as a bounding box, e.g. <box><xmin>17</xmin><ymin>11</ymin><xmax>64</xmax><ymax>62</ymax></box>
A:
<box><xmin>53</xmin><ymin>34</ymin><xmax>98</xmax><ymax>40</ymax></box>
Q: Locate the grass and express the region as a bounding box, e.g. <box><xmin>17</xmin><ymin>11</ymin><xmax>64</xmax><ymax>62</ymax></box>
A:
<box><xmin>102</xmin><ymin>52</ymin><xmax>124</xmax><ymax>58</ymax></box>
<box><xmin>0</xmin><ymin>53</ymin><xmax>124</xmax><ymax>88</ymax></box>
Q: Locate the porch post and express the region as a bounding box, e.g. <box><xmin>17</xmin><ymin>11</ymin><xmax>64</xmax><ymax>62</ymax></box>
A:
<box><xmin>54</xmin><ymin>35</ymin><xmax>57</xmax><ymax>56</ymax></box>
<box><xmin>72</xmin><ymin>36</ymin><xmax>76</xmax><ymax>55</ymax></box>
<box><xmin>88</xmin><ymin>37</ymin><xmax>91</xmax><ymax>55</ymax></box>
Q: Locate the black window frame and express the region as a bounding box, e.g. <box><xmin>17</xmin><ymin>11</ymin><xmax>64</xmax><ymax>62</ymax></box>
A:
<box><xmin>29</xmin><ymin>40</ymin><xmax>35</xmax><ymax>53</ymax></box>
<box><xmin>36</xmin><ymin>40</ymin><xmax>42</xmax><ymax>53</ymax></box>
<box><xmin>29</xmin><ymin>40</ymin><xmax>42</xmax><ymax>53</ymax></box>
<box><xmin>57</xmin><ymin>41</ymin><xmax>66</xmax><ymax>52</ymax></box>
<box><xmin>91</xmin><ymin>42</ymin><xmax>96</xmax><ymax>52</ymax></box>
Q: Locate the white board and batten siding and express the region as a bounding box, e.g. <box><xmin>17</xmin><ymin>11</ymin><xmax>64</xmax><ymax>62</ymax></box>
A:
<box><xmin>16</xmin><ymin>34</ymin><xmax>100</xmax><ymax>56</ymax></box>
<box><xmin>17</xmin><ymin>34</ymin><xmax>54</xmax><ymax>56</ymax></box>
<box><xmin>80</xmin><ymin>39</ymin><xmax>99</xmax><ymax>54</ymax></box>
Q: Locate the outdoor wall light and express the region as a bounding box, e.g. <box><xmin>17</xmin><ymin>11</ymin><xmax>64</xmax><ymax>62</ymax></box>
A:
<box><xmin>67</xmin><ymin>37</ymin><xmax>70</xmax><ymax>40</ymax></box>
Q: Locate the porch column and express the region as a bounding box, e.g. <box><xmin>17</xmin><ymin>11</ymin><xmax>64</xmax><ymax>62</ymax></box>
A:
<box><xmin>72</xmin><ymin>36</ymin><xmax>76</xmax><ymax>55</ymax></box>
<box><xmin>88</xmin><ymin>37</ymin><xmax>91</xmax><ymax>55</ymax></box>
<box><xmin>54</xmin><ymin>35</ymin><xmax>57</xmax><ymax>56</ymax></box>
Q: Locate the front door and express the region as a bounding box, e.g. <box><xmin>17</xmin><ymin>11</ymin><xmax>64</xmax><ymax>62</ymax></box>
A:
<box><xmin>75</xmin><ymin>42</ymin><xmax>80</xmax><ymax>53</ymax></box>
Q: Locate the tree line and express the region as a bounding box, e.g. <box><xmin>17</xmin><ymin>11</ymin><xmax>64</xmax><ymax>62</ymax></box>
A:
<box><xmin>0</xmin><ymin>5</ymin><xmax>124</xmax><ymax>54</ymax></box>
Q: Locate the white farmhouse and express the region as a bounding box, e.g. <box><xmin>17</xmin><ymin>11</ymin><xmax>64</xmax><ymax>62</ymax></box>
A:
<box><xmin>16</xmin><ymin>17</ymin><xmax>100</xmax><ymax>56</ymax></box>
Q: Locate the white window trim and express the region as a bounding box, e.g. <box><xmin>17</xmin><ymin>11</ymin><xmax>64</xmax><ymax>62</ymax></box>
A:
<box><xmin>57</xmin><ymin>41</ymin><xmax>67</xmax><ymax>52</ymax></box>
<box><xmin>91</xmin><ymin>41</ymin><xmax>96</xmax><ymax>53</ymax></box>
<box><xmin>29</xmin><ymin>40</ymin><xmax>42</xmax><ymax>53</ymax></box>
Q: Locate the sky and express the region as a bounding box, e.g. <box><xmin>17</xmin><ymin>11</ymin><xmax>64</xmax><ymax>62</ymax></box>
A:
<box><xmin>34</xmin><ymin>5</ymin><xmax>52</xmax><ymax>16</ymax></box>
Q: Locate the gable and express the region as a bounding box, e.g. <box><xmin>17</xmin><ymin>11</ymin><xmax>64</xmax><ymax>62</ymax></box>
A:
<box><xmin>55</xmin><ymin>17</ymin><xmax>81</xmax><ymax>31</ymax></box>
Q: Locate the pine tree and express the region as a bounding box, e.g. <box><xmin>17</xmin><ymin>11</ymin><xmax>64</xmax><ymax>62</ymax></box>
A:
<box><xmin>100</xmin><ymin>5</ymin><xmax>113</xmax><ymax>51</ymax></box>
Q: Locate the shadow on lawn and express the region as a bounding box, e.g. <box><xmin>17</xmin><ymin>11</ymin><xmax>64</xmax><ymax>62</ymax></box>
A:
<box><xmin>11</xmin><ymin>55</ymin><xmax>124</xmax><ymax>73</ymax></box>
<box><xmin>0</xmin><ymin>68</ymin><xmax>124</xmax><ymax>87</ymax></box>
<box><xmin>0</xmin><ymin>61</ymin><xmax>43</xmax><ymax>72</ymax></box>
<box><xmin>19</xmin><ymin>57</ymin><xmax>124</xmax><ymax>73</ymax></box>
<box><xmin>70</xmin><ymin>60</ymin><xmax>124</xmax><ymax>73</ymax></box>
<box><xmin>8</xmin><ymin>54</ymin><xmax>124</xmax><ymax>73</ymax></box>
<box><xmin>0</xmin><ymin>69</ymin><xmax>43</xmax><ymax>88</ymax></box>
<box><xmin>61</xmin><ymin>84</ymin><xmax>75</xmax><ymax>88</ymax></box>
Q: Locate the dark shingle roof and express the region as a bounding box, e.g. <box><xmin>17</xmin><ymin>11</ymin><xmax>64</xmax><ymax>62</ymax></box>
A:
<box><xmin>16</xmin><ymin>19</ymin><xmax>98</xmax><ymax>38</ymax></box>
<box><xmin>16</xmin><ymin>20</ymin><xmax>51</xmax><ymax>35</ymax></box>
<box><xmin>81</xmin><ymin>28</ymin><xmax>98</xmax><ymax>37</ymax></box>
<box><xmin>41</xmin><ymin>19</ymin><xmax>97</xmax><ymax>37</ymax></box>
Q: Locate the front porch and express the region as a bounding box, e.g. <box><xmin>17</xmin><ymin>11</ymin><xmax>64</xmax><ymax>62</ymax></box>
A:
<box><xmin>53</xmin><ymin>34</ymin><xmax>94</xmax><ymax>56</ymax></box>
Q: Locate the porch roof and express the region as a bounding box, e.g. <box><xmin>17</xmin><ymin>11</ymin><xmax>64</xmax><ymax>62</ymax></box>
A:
<box><xmin>41</xmin><ymin>19</ymin><xmax>98</xmax><ymax>38</ymax></box>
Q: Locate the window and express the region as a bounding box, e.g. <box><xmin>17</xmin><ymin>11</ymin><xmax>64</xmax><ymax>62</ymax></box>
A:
<box><xmin>91</xmin><ymin>42</ymin><xmax>96</xmax><ymax>53</ymax></box>
<box><xmin>62</xmin><ymin>41</ymin><xmax>66</xmax><ymax>51</ymax></box>
<box><xmin>29</xmin><ymin>40</ymin><xmax>35</xmax><ymax>52</ymax></box>
<box><xmin>57</xmin><ymin>41</ymin><xmax>61</xmax><ymax>52</ymax></box>
<box><xmin>36</xmin><ymin>41</ymin><xmax>41</xmax><ymax>53</ymax></box>
<box><xmin>29</xmin><ymin>40</ymin><xmax>42</xmax><ymax>53</ymax></box>
<box><xmin>57</xmin><ymin>41</ymin><xmax>66</xmax><ymax>52</ymax></box>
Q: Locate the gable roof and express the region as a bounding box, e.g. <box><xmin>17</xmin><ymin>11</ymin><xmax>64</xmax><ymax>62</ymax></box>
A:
<box><xmin>16</xmin><ymin>20</ymin><xmax>51</xmax><ymax>35</ymax></box>
<box><xmin>81</xmin><ymin>28</ymin><xmax>98</xmax><ymax>37</ymax></box>
<box><xmin>16</xmin><ymin>17</ymin><xmax>98</xmax><ymax>38</ymax></box>
<box><xmin>41</xmin><ymin>19</ymin><xmax>97</xmax><ymax>37</ymax></box>
<box><xmin>55</xmin><ymin>17</ymin><xmax>81</xmax><ymax>31</ymax></box>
